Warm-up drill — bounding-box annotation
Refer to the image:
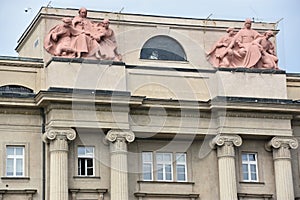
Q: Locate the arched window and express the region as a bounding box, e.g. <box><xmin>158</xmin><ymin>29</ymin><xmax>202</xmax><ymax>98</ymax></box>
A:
<box><xmin>140</xmin><ymin>35</ymin><xmax>187</xmax><ymax>61</ymax></box>
<box><xmin>0</xmin><ymin>85</ymin><xmax>34</xmax><ymax>95</ymax></box>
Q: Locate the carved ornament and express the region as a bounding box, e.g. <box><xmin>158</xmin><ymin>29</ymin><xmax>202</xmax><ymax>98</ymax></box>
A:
<box><xmin>105</xmin><ymin>129</ymin><xmax>135</xmax><ymax>143</ymax></box>
<box><xmin>210</xmin><ymin>134</ymin><xmax>242</xmax><ymax>149</ymax></box>
<box><xmin>43</xmin><ymin>128</ymin><xmax>77</xmax><ymax>142</ymax></box>
<box><xmin>265</xmin><ymin>136</ymin><xmax>299</xmax><ymax>151</ymax></box>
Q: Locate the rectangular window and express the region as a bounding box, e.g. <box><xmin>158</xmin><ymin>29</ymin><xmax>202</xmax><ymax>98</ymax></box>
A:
<box><xmin>242</xmin><ymin>153</ymin><xmax>258</xmax><ymax>182</ymax></box>
<box><xmin>156</xmin><ymin>152</ymin><xmax>173</xmax><ymax>181</ymax></box>
<box><xmin>6</xmin><ymin>146</ymin><xmax>25</xmax><ymax>177</ymax></box>
<box><xmin>142</xmin><ymin>152</ymin><xmax>153</xmax><ymax>181</ymax></box>
<box><xmin>176</xmin><ymin>153</ymin><xmax>187</xmax><ymax>182</ymax></box>
<box><xmin>142</xmin><ymin>152</ymin><xmax>187</xmax><ymax>182</ymax></box>
<box><xmin>78</xmin><ymin>146</ymin><xmax>94</xmax><ymax>176</ymax></box>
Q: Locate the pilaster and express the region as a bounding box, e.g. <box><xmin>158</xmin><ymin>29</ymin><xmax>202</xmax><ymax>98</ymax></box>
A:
<box><xmin>43</xmin><ymin>128</ymin><xmax>76</xmax><ymax>200</ymax></box>
<box><xmin>266</xmin><ymin>136</ymin><xmax>298</xmax><ymax>200</ymax></box>
<box><xmin>211</xmin><ymin>134</ymin><xmax>242</xmax><ymax>200</ymax></box>
<box><xmin>105</xmin><ymin>129</ymin><xmax>135</xmax><ymax>200</ymax></box>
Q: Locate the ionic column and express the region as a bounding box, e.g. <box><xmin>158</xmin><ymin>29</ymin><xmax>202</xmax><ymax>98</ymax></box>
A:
<box><xmin>43</xmin><ymin>128</ymin><xmax>76</xmax><ymax>200</ymax></box>
<box><xmin>105</xmin><ymin>129</ymin><xmax>135</xmax><ymax>200</ymax></box>
<box><xmin>210</xmin><ymin>134</ymin><xmax>242</xmax><ymax>200</ymax></box>
<box><xmin>266</xmin><ymin>137</ymin><xmax>298</xmax><ymax>200</ymax></box>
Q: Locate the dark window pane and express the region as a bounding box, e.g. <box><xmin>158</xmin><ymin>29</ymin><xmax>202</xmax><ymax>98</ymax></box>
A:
<box><xmin>177</xmin><ymin>165</ymin><xmax>185</xmax><ymax>173</ymax></box>
<box><xmin>249</xmin><ymin>154</ymin><xmax>256</xmax><ymax>161</ymax></box>
<box><xmin>87</xmin><ymin>168</ymin><xmax>93</xmax><ymax>175</ymax></box>
<box><xmin>177</xmin><ymin>173</ymin><xmax>186</xmax><ymax>181</ymax></box>
<box><xmin>166</xmin><ymin>172</ymin><xmax>172</xmax><ymax>180</ymax></box>
<box><xmin>143</xmin><ymin>163</ymin><xmax>152</xmax><ymax>180</ymax></box>
<box><xmin>165</xmin><ymin>164</ymin><xmax>172</xmax><ymax>173</ymax></box>
<box><xmin>251</xmin><ymin>172</ymin><xmax>257</xmax><ymax>180</ymax></box>
<box><xmin>243</xmin><ymin>172</ymin><xmax>249</xmax><ymax>180</ymax></box>
<box><xmin>78</xmin><ymin>158</ymin><xmax>85</xmax><ymax>175</ymax></box>
<box><xmin>242</xmin><ymin>154</ymin><xmax>248</xmax><ymax>161</ymax></box>
<box><xmin>87</xmin><ymin>158</ymin><xmax>93</xmax><ymax>167</ymax></box>
<box><xmin>242</xmin><ymin>164</ymin><xmax>248</xmax><ymax>173</ymax></box>
<box><xmin>140</xmin><ymin>36</ymin><xmax>187</xmax><ymax>61</ymax></box>
<box><xmin>78</xmin><ymin>147</ymin><xmax>85</xmax><ymax>156</ymax></box>
<box><xmin>250</xmin><ymin>164</ymin><xmax>256</xmax><ymax>173</ymax></box>
<box><xmin>157</xmin><ymin>164</ymin><xmax>163</xmax><ymax>180</ymax></box>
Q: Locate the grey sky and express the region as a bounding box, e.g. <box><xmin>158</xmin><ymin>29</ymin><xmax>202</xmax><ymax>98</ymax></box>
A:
<box><xmin>0</xmin><ymin>0</ymin><xmax>299</xmax><ymax>72</ymax></box>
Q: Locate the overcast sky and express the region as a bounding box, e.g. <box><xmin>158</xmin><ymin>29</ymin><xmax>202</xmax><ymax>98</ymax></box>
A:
<box><xmin>0</xmin><ymin>0</ymin><xmax>299</xmax><ymax>72</ymax></box>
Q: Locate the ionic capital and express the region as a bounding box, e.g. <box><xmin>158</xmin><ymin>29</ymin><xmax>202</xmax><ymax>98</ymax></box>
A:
<box><xmin>43</xmin><ymin>128</ymin><xmax>77</xmax><ymax>143</ymax></box>
<box><xmin>265</xmin><ymin>136</ymin><xmax>298</xmax><ymax>151</ymax></box>
<box><xmin>105</xmin><ymin>129</ymin><xmax>135</xmax><ymax>143</ymax></box>
<box><xmin>210</xmin><ymin>134</ymin><xmax>242</xmax><ymax>149</ymax></box>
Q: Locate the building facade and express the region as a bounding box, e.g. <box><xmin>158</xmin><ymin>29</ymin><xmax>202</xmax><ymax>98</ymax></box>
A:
<box><xmin>0</xmin><ymin>7</ymin><xmax>300</xmax><ymax>200</ymax></box>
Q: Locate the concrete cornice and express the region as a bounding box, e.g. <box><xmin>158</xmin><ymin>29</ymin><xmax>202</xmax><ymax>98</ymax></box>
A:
<box><xmin>34</xmin><ymin>87</ymin><xmax>141</xmax><ymax>107</ymax></box>
<box><xmin>0</xmin><ymin>56</ymin><xmax>43</xmax><ymax>68</ymax></box>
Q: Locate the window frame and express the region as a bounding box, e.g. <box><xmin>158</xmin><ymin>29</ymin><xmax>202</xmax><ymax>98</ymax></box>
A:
<box><xmin>141</xmin><ymin>151</ymin><xmax>187</xmax><ymax>182</ymax></box>
<box><xmin>77</xmin><ymin>146</ymin><xmax>95</xmax><ymax>176</ymax></box>
<box><xmin>156</xmin><ymin>152</ymin><xmax>173</xmax><ymax>181</ymax></box>
<box><xmin>241</xmin><ymin>152</ymin><xmax>259</xmax><ymax>182</ymax></box>
<box><xmin>142</xmin><ymin>152</ymin><xmax>153</xmax><ymax>181</ymax></box>
<box><xmin>5</xmin><ymin>146</ymin><xmax>25</xmax><ymax>177</ymax></box>
<box><xmin>140</xmin><ymin>35</ymin><xmax>187</xmax><ymax>61</ymax></box>
<box><xmin>175</xmin><ymin>153</ymin><xmax>187</xmax><ymax>182</ymax></box>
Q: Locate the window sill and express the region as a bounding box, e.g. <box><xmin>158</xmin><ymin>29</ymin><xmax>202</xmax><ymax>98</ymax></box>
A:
<box><xmin>73</xmin><ymin>176</ymin><xmax>101</xmax><ymax>179</ymax></box>
<box><xmin>137</xmin><ymin>180</ymin><xmax>194</xmax><ymax>185</ymax></box>
<box><xmin>239</xmin><ymin>181</ymin><xmax>265</xmax><ymax>185</ymax></box>
<box><xmin>1</xmin><ymin>177</ymin><xmax>30</xmax><ymax>180</ymax></box>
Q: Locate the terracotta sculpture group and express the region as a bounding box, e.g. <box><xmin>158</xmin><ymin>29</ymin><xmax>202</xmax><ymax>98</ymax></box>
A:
<box><xmin>207</xmin><ymin>19</ymin><xmax>279</xmax><ymax>69</ymax></box>
<box><xmin>44</xmin><ymin>7</ymin><xmax>122</xmax><ymax>61</ymax></box>
<box><xmin>44</xmin><ymin>9</ymin><xmax>279</xmax><ymax>69</ymax></box>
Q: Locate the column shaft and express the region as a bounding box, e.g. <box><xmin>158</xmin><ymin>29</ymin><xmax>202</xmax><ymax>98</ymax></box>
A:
<box><xmin>50</xmin><ymin>137</ymin><xmax>69</xmax><ymax>200</ymax></box>
<box><xmin>273</xmin><ymin>146</ymin><xmax>294</xmax><ymax>200</ymax></box>
<box><xmin>218</xmin><ymin>143</ymin><xmax>238</xmax><ymax>200</ymax></box>
<box><xmin>211</xmin><ymin>134</ymin><xmax>242</xmax><ymax>200</ymax></box>
<box><xmin>43</xmin><ymin>128</ymin><xmax>76</xmax><ymax>200</ymax></box>
<box><xmin>106</xmin><ymin>130</ymin><xmax>134</xmax><ymax>200</ymax></box>
<box><xmin>110</xmin><ymin>138</ymin><xmax>129</xmax><ymax>200</ymax></box>
<box><xmin>266</xmin><ymin>136</ymin><xmax>298</xmax><ymax>200</ymax></box>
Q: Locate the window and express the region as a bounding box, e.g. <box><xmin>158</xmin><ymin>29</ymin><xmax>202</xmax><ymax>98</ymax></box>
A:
<box><xmin>78</xmin><ymin>146</ymin><xmax>94</xmax><ymax>176</ymax></box>
<box><xmin>6</xmin><ymin>146</ymin><xmax>25</xmax><ymax>177</ymax></box>
<box><xmin>176</xmin><ymin>153</ymin><xmax>187</xmax><ymax>181</ymax></box>
<box><xmin>140</xmin><ymin>35</ymin><xmax>187</xmax><ymax>61</ymax></box>
<box><xmin>156</xmin><ymin>153</ymin><xmax>173</xmax><ymax>181</ymax></box>
<box><xmin>142</xmin><ymin>152</ymin><xmax>187</xmax><ymax>182</ymax></box>
<box><xmin>142</xmin><ymin>152</ymin><xmax>153</xmax><ymax>181</ymax></box>
<box><xmin>242</xmin><ymin>153</ymin><xmax>258</xmax><ymax>182</ymax></box>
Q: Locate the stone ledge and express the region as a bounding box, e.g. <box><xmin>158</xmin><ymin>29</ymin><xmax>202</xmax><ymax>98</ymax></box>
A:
<box><xmin>218</xmin><ymin>67</ymin><xmax>285</xmax><ymax>74</ymax></box>
<box><xmin>73</xmin><ymin>175</ymin><xmax>101</xmax><ymax>179</ymax></box>
<box><xmin>0</xmin><ymin>189</ymin><xmax>37</xmax><ymax>194</ymax></box>
<box><xmin>1</xmin><ymin>176</ymin><xmax>30</xmax><ymax>180</ymax></box>
<box><xmin>69</xmin><ymin>188</ymin><xmax>108</xmax><ymax>193</ymax></box>
<box><xmin>45</xmin><ymin>57</ymin><xmax>125</xmax><ymax>68</ymax></box>
<box><xmin>134</xmin><ymin>192</ymin><xmax>199</xmax><ymax>198</ymax></box>
<box><xmin>238</xmin><ymin>192</ymin><xmax>273</xmax><ymax>199</ymax></box>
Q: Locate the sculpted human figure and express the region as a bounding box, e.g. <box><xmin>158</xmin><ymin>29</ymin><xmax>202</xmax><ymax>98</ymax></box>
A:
<box><xmin>218</xmin><ymin>19</ymin><xmax>263</xmax><ymax>68</ymax></box>
<box><xmin>44</xmin><ymin>17</ymin><xmax>82</xmax><ymax>57</ymax></box>
<box><xmin>44</xmin><ymin>7</ymin><xmax>123</xmax><ymax>60</ymax></box>
<box><xmin>92</xmin><ymin>19</ymin><xmax>122</xmax><ymax>61</ymax></box>
<box><xmin>207</xmin><ymin>28</ymin><xmax>236</xmax><ymax>67</ymax></box>
<box><xmin>71</xmin><ymin>7</ymin><xmax>99</xmax><ymax>58</ymax></box>
<box><xmin>254</xmin><ymin>30</ymin><xmax>279</xmax><ymax>69</ymax></box>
